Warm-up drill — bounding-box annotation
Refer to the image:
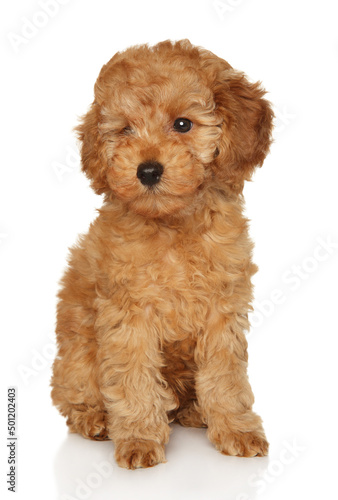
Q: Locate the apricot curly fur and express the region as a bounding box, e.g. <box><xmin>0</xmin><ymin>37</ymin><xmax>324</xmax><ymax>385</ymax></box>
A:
<box><xmin>51</xmin><ymin>39</ymin><xmax>273</xmax><ymax>468</ymax></box>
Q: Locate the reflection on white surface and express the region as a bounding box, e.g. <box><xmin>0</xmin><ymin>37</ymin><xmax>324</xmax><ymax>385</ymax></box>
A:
<box><xmin>54</xmin><ymin>425</ymin><xmax>269</xmax><ymax>500</ymax></box>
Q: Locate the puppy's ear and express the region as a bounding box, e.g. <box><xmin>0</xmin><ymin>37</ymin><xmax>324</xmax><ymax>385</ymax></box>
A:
<box><xmin>213</xmin><ymin>70</ymin><xmax>274</xmax><ymax>191</ymax></box>
<box><xmin>75</xmin><ymin>103</ymin><xmax>109</xmax><ymax>195</ymax></box>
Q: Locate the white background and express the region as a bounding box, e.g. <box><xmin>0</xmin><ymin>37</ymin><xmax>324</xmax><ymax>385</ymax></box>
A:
<box><xmin>1</xmin><ymin>0</ymin><xmax>338</xmax><ymax>499</ymax></box>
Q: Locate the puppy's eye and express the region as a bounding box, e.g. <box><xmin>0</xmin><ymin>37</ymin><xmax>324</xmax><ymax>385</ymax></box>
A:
<box><xmin>173</xmin><ymin>118</ymin><xmax>193</xmax><ymax>133</ymax></box>
<box><xmin>121</xmin><ymin>126</ymin><xmax>134</xmax><ymax>135</ymax></box>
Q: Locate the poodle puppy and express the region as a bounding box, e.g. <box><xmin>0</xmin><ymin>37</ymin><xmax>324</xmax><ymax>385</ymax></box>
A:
<box><xmin>51</xmin><ymin>39</ymin><xmax>273</xmax><ymax>469</ymax></box>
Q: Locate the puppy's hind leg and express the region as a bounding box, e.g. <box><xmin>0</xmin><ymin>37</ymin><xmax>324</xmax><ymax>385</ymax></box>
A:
<box><xmin>63</xmin><ymin>402</ymin><xmax>108</xmax><ymax>441</ymax></box>
<box><xmin>51</xmin><ymin>297</ymin><xmax>107</xmax><ymax>440</ymax></box>
<box><xmin>51</xmin><ymin>340</ymin><xmax>108</xmax><ymax>440</ymax></box>
<box><xmin>174</xmin><ymin>400</ymin><xmax>207</xmax><ymax>428</ymax></box>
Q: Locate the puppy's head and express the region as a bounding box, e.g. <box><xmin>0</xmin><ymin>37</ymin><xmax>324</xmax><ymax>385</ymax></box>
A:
<box><xmin>77</xmin><ymin>40</ymin><xmax>273</xmax><ymax>217</ymax></box>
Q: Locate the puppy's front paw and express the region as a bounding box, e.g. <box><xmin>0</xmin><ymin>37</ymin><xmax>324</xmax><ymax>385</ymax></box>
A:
<box><xmin>114</xmin><ymin>439</ymin><xmax>166</xmax><ymax>469</ymax></box>
<box><xmin>209</xmin><ymin>428</ymin><xmax>269</xmax><ymax>457</ymax></box>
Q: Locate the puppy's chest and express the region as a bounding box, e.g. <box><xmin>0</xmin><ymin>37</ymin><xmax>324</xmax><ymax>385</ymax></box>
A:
<box><xmin>140</xmin><ymin>249</ymin><xmax>211</xmax><ymax>335</ymax></box>
<box><xmin>119</xmin><ymin>242</ymin><xmax>209</xmax><ymax>298</ymax></box>
<box><xmin>106</xmin><ymin>231</ymin><xmax>232</xmax><ymax>334</ymax></box>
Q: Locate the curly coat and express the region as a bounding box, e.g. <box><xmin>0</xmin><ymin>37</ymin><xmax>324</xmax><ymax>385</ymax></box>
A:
<box><xmin>51</xmin><ymin>39</ymin><xmax>273</xmax><ymax>469</ymax></box>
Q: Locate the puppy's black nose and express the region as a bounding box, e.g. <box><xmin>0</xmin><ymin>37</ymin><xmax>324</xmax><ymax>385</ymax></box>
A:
<box><xmin>137</xmin><ymin>161</ymin><xmax>164</xmax><ymax>187</ymax></box>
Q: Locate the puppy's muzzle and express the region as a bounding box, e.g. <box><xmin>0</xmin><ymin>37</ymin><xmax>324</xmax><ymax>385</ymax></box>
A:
<box><xmin>137</xmin><ymin>161</ymin><xmax>164</xmax><ymax>187</ymax></box>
